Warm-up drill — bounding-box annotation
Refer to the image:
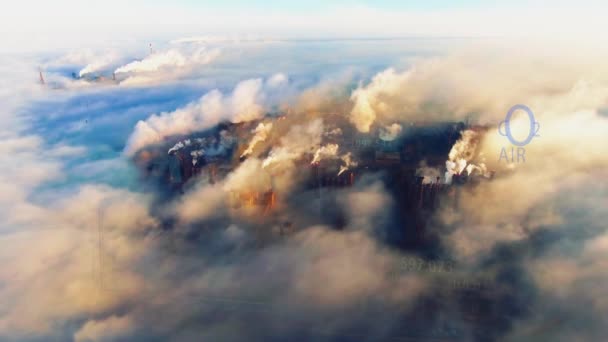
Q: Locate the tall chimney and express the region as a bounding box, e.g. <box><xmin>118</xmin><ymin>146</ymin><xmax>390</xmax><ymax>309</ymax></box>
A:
<box><xmin>416</xmin><ymin>176</ymin><xmax>425</xmax><ymax>208</ymax></box>
<box><xmin>38</xmin><ymin>68</ymin><xmax>45</xmax><ymax>85</ymax></box>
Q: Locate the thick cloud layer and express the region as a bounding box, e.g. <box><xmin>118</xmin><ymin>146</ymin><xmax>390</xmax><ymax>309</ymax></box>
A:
<box><xmin>349</xmin><ymin>49</ymin><xmax>608</xmax><ymax>131</ymax></box>
<box><xmin>1</xmin><ymin>39</ymin><xmax>607</xmax><ymax>342</ymax></box>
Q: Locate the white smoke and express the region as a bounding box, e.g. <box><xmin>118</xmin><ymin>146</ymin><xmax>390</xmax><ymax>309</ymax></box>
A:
<box><xmin>444</xmin><ymin>129</ymin><xmax>481</xmax><ymax>184</ymax></box>
<box><xmin>338</xmin><ymin>152</ymin><xmax>357</xmax><ymax>176</ymax></box>
<box><xmin>350</xmin><ymin>68</ymin><xmax>410</xmax><ymax>132</ymax></box>
<box><xmin>465</xmin><ymin>162</ymin><xmax>488</xmax><ymax>177</ymax></box>
<box><xmin>416</xmin><ymin>161</ymin><xmax>442</xmax><ymax>184</ymax></box>
<box><xmin>348</xmin><ymin>50</ymin><xmax>608</xmax><ymax>132</ymax></box>
<box><xmin>379</xmin><ymin>123</ymin><xmax>403</xmax><ymax>141</ymax></box>
<box><xmin>262</xmin><ymin>119</ymin><xmax>324</xmax><ymax>170</ymax></box>
<box><xmin>78</xmin><ymin>52</ymin><xmax>119</xmax><ymax>77</ymax></box>
<box><xmin>241</xmin><ymin>122</ymin><xmax>273</xmax><ymax>158</ymax></box>
<box><xmin>207</xmin><ymin>130</ymin><xmax>236</xmax><ymax>157</ymax></box>
<box><xmin>309</xmin><ymin>143</ymin><xmax>358</xmax><ymax>176</ymax></box>
<box><xmin>74</xmin><ymin>315</ymin><xmax>134</xmax><ymax>342</ymax></box>
<box><xmin>190</xmin><ymin>149</ymin><xmax>204</xmax><ymax>165</ymax></box>
<box><xmin>47</xmin><ymin>49</ymin><xmax>119</xmax><ymax>78</ymax></box>
<box><xmin>167</xmin><ymin>139</ymin><xmax>191</xmax><ymax>154</ymax></box>
<box><xmin>166</xmin><ymin>131</ymin><xmax>235</xmax><ymax>165</ymax></box>
<box><xmin>324</xmin><ymin>127</ymin><xmax>343</xmax><ymax>137</ymax></box>
<box><xmin>124</xmin><ymin>74</ymin><xmax>287</xmax><ymax>156</ymax></box>
<box><xmin>223</xmin><ymin>158</ymin><xmax>272</xmax><ymax>194</ymax></box>
<box><xmin>115</xmin><ymin>47</ymin><xmax>220</xmax><ymax>74</ymax></box>
<box><xmin>311</xmin><ymin>144</ymin><xmax>339</xmax><ymax>164</ymax></box>
<box><xmin>266</xmin><ymin>73</ymin><xmax>288</xmax><ymax>88</ymax></box>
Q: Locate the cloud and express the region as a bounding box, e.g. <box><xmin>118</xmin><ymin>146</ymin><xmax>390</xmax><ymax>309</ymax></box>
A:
<box><xmin>498</xmin><ymin>179</ymin><xmax>608</xmax><ymax>341</ymax></box>
<box><xmin>338</xmin><ymin>180</ymin><xmax>392</xmax><ymax>232</ymax></box>
<box><xmin>376</xmin><ymin>50</ymin><xmax>608</xmax><ymax>340</ymax></box>
<box><xmin>378</xmin><ymin>123</ymin><xmax>402</xmax><ymax>141</ymax></box>
<box><xmin>2</xmin><ymin>37</ymin><xmax>608</xmax><ymax>342</ymax></box>
<box><xmin>349</xmin><ymin>48</ymin><xmax>608</xmax><ymax>131</ymax></box>
<box><xmin>74</xmin><ymin>315</ymin><xmax>135</xmax><ymax>342</ymax></box>
<box><xmin>79</xmin><ymin>52</ymin><xmax>120</xmax><ymax>77</ymax></box>
<box><xmin>173</xmin><ymin>182</ymin><xmax>227</xmax><ymax>224</ymax></box>
<box><xmin>123</xmin><ymin>73</ymin><xmax>288</xmax><ymax>156</ymax></box>
<box><xmin>0</xmin><ymin>185</ymin><xmax>157</xmax><ymax>338</ymax></box>
<box><xmin>240</xmin><ymin>122</ymin><xmax>273</xmax><ymax>158</ymax></box>
<box><xmin>438</xmin><ymin>109</ymin><xmax>608</xmax><ymax>261</ymax></box>
<box><xmin>343</xmin><ymin>45</ymin><xmax>608</xmax><ymax>339</ymax></box>
<box><xmin>115</xmin><ymin>47</ymin><xmax>220</xmax><ymax>75</ymax></box>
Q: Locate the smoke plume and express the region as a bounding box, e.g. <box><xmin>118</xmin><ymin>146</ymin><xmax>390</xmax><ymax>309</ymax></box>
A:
<box><xmin>115</xmin><ymin>48</ymin><xmax>220</xmax><ymax>74</ymax></box>
<box><xmin>124</xmin><ymin>74</ymin><xmax>288</xmax><ymax>156</ymax></box>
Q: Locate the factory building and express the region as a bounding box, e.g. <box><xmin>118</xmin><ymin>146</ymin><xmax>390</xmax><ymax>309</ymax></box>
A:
<box><xmin>133</xmin><ymin>116</ymin><xmax>483</xmax><ymax>241</ymax></box>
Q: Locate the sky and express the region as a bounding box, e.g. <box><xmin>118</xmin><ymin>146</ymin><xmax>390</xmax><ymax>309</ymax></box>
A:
<box><xmin>3</xmin><ymin>0</ymin><xmax>607</xmax><ymax>52</ymax></box>
<box><xmin>106</xmin><ymin>0</ymin><xmax>607</xmax><ymax>11</ymax></box>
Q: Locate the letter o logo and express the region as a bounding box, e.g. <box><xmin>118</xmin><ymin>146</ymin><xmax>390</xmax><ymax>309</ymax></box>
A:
<box><xmin>499</xmin><ymin>104</ymin><xmax>540</xmax><ymax>146</ymax></box>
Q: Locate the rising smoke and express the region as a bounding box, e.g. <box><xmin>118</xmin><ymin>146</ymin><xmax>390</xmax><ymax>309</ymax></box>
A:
<box><xmin>114</xmin><ymin>47</ymin><xmax>220</xmax><ymax>74</ymax></box>
<box><xmin>2</xmin><ymin>41</ymin><xmax>608</xmax><ymax>342</ymax></box>
<box><xmin>123</xmin><ymin>74</ymin><xmax>288</xmax><ymax>156</ymax></box>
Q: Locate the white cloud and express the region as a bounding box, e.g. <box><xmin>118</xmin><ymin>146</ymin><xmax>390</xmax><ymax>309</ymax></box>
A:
<box><xmin>74</xmin><ymin>315</ymin><xmax>135</xmax><ymax>342</ymax></box>
<box><xmin>115</xmin><ymin>47</ymin><xmax>220</xmax><ymax>75</ymax></box>
<box><xmin>124</xmin><ymin>73</ymin><xmax>288</xmax><ymax>155</ymax></box>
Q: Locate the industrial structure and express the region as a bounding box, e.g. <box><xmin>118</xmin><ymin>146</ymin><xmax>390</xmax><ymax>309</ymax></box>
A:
<box><xmin>130</xmin><ymin>114</ymin><xmax>502</xmax><ymax>331</ymax></box>
<box><xmin>132</xmin><ymin>114</ymin><xmax>490</xmax><ymax>246</ymax></box>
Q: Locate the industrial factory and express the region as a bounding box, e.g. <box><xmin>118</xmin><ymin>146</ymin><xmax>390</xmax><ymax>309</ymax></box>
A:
<box><xmin>132</xmin><ymin>110</ymin><xmax>493</xmax><ymax>247</ymax></box>
<box><xmin>128</xmin><ymin>110</ymin><xmax>501</xmax><ymax>328</ymax></box>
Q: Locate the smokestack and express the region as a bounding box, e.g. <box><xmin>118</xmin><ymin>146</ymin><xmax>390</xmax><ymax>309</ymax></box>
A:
<box><xmin>209</xmin><ymin>164</ymin><xmax>217</xmax><ymax>184</ymax></box>
<box><xmin>38</xmin><ymin>67</ymin><xmax>45</xmax><ymax>85</ymax></box>
<box><xmin>416</xmin><ymin>176</ymin><xmax>424</xmax><ymax>209</ymax></box>
<box><xmin>112</xmin><ymin>72</ymin><xmax>116</xmax><ymax>81</ymax></box>
<box><xmin>314</xmin><ymin>165</ymin><xmax>323</xmax><ymax>216</ymax></box>
<box><xmin>419</xmin><ymin>186</ymin><xmax>424</xmax><ymax>209</ymax></box>
<box><xmin>264</xmin><ymin>191</ymin><xmax>276</xmax><ymax>215</ymax></box>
